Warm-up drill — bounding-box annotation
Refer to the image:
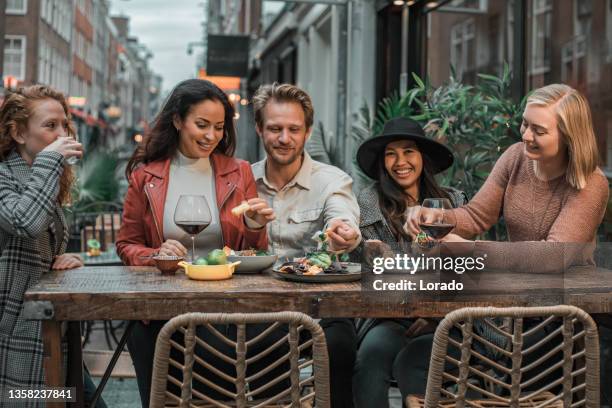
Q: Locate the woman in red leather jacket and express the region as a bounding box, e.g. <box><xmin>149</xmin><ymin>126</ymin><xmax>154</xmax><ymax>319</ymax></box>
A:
<box><xmin>117</xmin><ymin>79</ymin><xmax>273</xmax><ymax>266</ymax></box>
<box><xmin>116</xmin><ymin>79</ymin><xmax>275</xmax><ymax>407</ymax></box>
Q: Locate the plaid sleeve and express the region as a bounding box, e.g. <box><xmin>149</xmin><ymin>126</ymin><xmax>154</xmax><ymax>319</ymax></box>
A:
<box><xmin>0</xmin><ymin>151</ymin><xmax>64</xmax><ymax>238</ymax></box>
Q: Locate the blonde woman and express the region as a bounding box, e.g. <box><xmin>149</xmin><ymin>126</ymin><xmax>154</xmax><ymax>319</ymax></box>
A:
<box><xmin>396</xmin><ymin>84</ymin><xmax>609</xmax><ymax>402</ymax></box>
<box><xmin>405</xmin><ymin>83</ymin><xmax>609</xmax><ymax>272</ymax></box>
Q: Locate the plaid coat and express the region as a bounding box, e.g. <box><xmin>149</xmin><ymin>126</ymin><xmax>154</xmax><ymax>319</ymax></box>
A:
<box><xmin>0</xmin><ymin>150</ymin><xmax>67</xmax><ymax>407</ymax></box>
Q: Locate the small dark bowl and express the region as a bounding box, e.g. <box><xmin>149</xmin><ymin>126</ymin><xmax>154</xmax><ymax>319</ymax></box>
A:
<box><xmin>152</xmin><ymin>255</ymin><xmax>184</xmax><ymax>275</ymax></box>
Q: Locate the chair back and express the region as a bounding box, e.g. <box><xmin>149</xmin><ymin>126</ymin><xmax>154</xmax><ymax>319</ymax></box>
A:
<box><xmin>67</xmin><ymin>201</ymin><xmax>122</xmax><ymax>252</ymax></box>
<box><xmin>422</xmin><ymin>305</ymin><xmax>599</xmax><ymax>408</ymax></box>
<box><xmin>150</xmin><ymin>311</ymin><xmax>330</xmax><ymax>408</ymax></box>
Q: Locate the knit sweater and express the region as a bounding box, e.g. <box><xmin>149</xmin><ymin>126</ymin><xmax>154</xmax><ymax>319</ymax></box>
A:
<box><xmin>452</xmin><ymin>142</ymin><xmax>609</xmax><ymax>273</ymax></box>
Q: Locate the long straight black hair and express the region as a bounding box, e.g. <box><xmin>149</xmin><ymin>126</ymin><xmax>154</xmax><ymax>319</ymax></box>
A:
<box><xmin>375</xmin><ymin>151</ymin><xmax>450</xmax><ymax>243</ymax></box>
<box><xmin>126</xmin><ymin>79</ymin><xmax>236</xmax><ymax>178</ymax></box>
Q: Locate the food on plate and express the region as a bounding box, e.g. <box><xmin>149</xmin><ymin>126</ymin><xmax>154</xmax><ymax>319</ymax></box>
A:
<box><xmin>277</xmin><ymin>255</ymin><xmax>347</xmax><ymax>276</ymax></box>
<box><xmin>231</xmin><ymin>201</ymin><xmax>250</xmax><ymax>217</ymax></box>
<box><xmin>307</xmin><ymin>252</ymin><xmax>332</xmax><ymax>269</ymax></box>
<box><xmin>223</xmin><ymin>246</ymin><xmax>269</xmax><ymax>256</ymax></box>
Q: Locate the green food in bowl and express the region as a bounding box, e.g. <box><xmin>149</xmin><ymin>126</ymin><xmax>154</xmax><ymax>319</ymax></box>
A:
<box><xmin>194</xmin><ymin>257</ymin><xmax>209</xmax><ymax>265</ymax></box>
<box><xmin>206</xmin><ymin>249</ymin><xmax>227</xmax><ymax>265</ymax></box>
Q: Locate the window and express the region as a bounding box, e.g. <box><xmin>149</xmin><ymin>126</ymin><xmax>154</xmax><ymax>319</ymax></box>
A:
<box><xmin>3</xmin><ymin>36</ymin><xmax>27</xmax><ymax>81</ymax></box>
<box><xmin>450</xmin><ymin>19</ymin><xmax>476</xmax><ymax>81</ymax></box>
<box><xmin>530</xmin><ymin>0</ymin><xmax>552</xmax><ymax>73</ymax></box>
<box><xmin>506</xmin><ymin>0</ymin><xmax>514</xmax><ymax>65</ymax></box>
<box><xmin>38</xmin><ymin>39</ymin><xmax>49</xmax><ymax>84</ymax></box>
<box><xmin>575</xmin><ymin>0</ymin><xmax>592</xmax><ymax>37</ymax></box>
<box><xmin>6</xmin><ymin>0</ymin><xmax>27</xmax><ymax>14</ymax></box>
<box><xmin>40</xmin><ymin>0</ymin><xmax>47</xmax><ymax>20</ymax></box>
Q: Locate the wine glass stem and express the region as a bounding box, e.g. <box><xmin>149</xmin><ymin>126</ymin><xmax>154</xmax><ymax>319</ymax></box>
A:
<box><xmin>191</xmin><ymin>236</ymin><xmax>195</xmax><ymax>263</ymax></box>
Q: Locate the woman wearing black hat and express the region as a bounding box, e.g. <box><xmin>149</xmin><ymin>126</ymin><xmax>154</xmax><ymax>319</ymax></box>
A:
<box><xmin>353</xmin><ymin>117</ymin><xmax>465</xmax><ymax>408</ymax></box>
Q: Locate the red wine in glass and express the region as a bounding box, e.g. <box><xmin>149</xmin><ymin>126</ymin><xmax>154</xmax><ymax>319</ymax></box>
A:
<box><xmin>418</xmin><ymin>198</ymin><xmax>456</xmax><ymax>242</ymax></box>
<box><xmin>174</xmin><ymin>195</ymin><xmax>212</xmax><ymax>262</ymax></box>
<box><xmin>176</xmin><ymin>222</ymin><xmax>210</xmax><ymax>235</ymax></box>
<box><xmin>418</xmin><ymin>223</ymin><xmax>455</xmax><ymax>240</ymax></box>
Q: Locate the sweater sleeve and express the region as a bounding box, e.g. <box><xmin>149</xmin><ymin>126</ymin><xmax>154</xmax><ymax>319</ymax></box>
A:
<box><xmin>452</xmin><ymin>143</ymin><xmax>519</xmax><ymax>238</ymax></box>
<box><xmin>470</xmin><ymin>170</ymin><xmax>609</xmax><ymax>273</ymax></box>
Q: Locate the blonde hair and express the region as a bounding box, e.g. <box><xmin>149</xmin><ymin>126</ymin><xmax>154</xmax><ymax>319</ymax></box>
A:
<box><xmin>526</xmin><ymin>83</ymin><xmax>599</xmax><ymax>190</ymax></box>
<box><xmin>252</xmin><ymin>83</ymin><xmax>314</xmax><ymax>129</ymax></box>
<box><xmin>0</xmin><ymin>85</ymin><xmax>75</xmax><ymax>204</ymax></box>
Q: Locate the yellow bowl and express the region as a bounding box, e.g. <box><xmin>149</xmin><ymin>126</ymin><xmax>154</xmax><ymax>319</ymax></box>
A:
<box><xmin>178</xmin><ymin>261</ymin><xmax>241</xmax><ymax>281</ymax></box>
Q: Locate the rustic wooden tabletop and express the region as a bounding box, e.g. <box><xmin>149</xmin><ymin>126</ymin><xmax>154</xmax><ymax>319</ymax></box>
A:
<box><xmin>24</xmin><ymin>265</ymin><xmax>612</xmax><ymax>319</ymax></box>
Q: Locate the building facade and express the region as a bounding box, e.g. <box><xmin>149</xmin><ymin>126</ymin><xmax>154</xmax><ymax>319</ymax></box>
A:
<box><xmin>1</xmin><ymin>0</ymin><xmax>161</xmax><ymax>151</ymax></box>
<box><xmin>379</xmin><ymin>0</ymin><xmax>612</xmax><ymax>176</ymax></box>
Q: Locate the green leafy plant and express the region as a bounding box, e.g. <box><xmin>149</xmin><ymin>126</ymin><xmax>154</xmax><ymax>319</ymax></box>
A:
<box><xmin>306</xmin><ymin>121</ymin><xmax>343</xmax><ymax>167</ymax></box>
<box><xmin>70</xmin><ymin>151</ymin><xmax>122</xmax><ymax>211</ymax></box>
<box><xmin>351</xmin><ymin>64</ymin><xmax>526</xmax><ymax>239</ymax></box>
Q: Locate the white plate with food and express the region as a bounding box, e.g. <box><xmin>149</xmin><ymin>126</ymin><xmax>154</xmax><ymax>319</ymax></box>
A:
<box><xmin>225</xmin><ymin>247</ymin><xmax>278</xmax><ymax>274</ymax></box>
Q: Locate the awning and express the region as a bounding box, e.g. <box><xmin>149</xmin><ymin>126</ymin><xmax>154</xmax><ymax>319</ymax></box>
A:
<box><xmin>70</xmin><ymin>108</ymin><xmax>107</xmax><ymax>128</ymax></box>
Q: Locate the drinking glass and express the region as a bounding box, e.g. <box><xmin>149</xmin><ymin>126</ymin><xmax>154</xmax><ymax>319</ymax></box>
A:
<box><xmin>174</xmin><ymin>195</ymin><xmax>212</xmax><ymax>263</ymax></box>
<box><xmin>418</xmin><ymin>198</ymin><xmax>456</xmax><ymax>242</ymax></box>
<box><xmin>66</xmin><ymin>133</ymin><xmax>80</xmax><ymax>165</ymax></box>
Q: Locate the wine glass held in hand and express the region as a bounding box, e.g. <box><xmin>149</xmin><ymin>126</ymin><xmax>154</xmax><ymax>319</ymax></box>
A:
<box><xmin>174</xmin><ymin>195</ymin><xmax>212</xmax><ymax>263</ymax></box>
<box><xmin>418</xmin><ymin>198</ymin><xmax>456</xmax><ymax>241</ymax></box>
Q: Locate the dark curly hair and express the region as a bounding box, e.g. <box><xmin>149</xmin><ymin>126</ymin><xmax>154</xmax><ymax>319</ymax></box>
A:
<box><xmin>126</xmin><ymin>79</ymin><xmax>236</xmax><ymax>178</ymax></box>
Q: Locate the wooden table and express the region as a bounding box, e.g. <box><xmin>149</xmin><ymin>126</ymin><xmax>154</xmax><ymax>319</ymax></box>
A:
<box><xmin>23</xmin><ymin>265</ymin><xmax>612</xmax><ymax>407</ymax></box>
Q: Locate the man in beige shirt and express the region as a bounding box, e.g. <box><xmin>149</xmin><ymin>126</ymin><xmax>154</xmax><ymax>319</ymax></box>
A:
<box><xmin>250</xmin><ymin>85</ymin><xmax>361</xmax><ymax>260</ymax></box>
<box><xmin>250</xmin><ymin>83</ymin><xmax>360</xmax><ymax>407</ymax></box>
<box><xmin>251</xmin><ymin>150</ymin><xmax>360</xmax><ymax>259</ymax></box>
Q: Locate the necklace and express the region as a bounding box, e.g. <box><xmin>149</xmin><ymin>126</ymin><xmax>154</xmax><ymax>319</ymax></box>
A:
<box><xmin>530</xmin><ymin>161</ymin><xmax>564</xmax><ymax>238</ymax></box>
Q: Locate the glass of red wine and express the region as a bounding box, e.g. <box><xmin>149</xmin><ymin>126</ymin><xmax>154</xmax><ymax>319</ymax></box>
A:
<box><xmin>418</xmin><ymin>198</ymin><xmax>456</xmax><ymax>242</ymax></box>
<box><xmin>174</xmin><ymin>195</ymin><xmax>212</xmax><ymax>263</ymax></box>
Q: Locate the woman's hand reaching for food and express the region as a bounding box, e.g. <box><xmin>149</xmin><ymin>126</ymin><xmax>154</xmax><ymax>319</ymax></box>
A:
<box><xmin>244</xmin><ymin>198</ymin><xmax>276</xmax><ymax>226</ymax></box>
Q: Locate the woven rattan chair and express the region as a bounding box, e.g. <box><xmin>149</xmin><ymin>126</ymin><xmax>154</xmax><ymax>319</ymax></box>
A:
<box><xmin>406</xmin><ymin>306</ymin><xmax>600</xmax><ymax>408</ymax></box>
<box><xmin>149</xmin><ymin>312</ymin><xmax>330</xmax><ymax>408</ymax></box>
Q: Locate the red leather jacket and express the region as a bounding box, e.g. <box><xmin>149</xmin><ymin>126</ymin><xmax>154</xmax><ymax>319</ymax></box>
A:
<box><xmin>116</xmin><ymin>153</ymin><xmax>267</xmax><ymax>266</ymax></box>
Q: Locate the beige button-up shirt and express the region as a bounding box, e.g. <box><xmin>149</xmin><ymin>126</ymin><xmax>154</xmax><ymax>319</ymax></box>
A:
<box><xmin>251</xmin><ymin>153</ymin><xmax>361</xmax><ymax>260</ymax></box>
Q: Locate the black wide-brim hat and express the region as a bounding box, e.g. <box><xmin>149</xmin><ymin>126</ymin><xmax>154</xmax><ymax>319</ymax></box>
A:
<box><xmin>356</xmin><ymin>117</ymin><xmax>454</xmax><ymax>179</ymax></box>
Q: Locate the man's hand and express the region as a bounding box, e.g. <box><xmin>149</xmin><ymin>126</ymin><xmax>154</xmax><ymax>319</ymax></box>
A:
<box><xmin>52</xmin><ymin>253</ymin><xmax>84</xmax><ymax>270</ymax></box>
<box><xmin>326</xmin><ymin>219</ymin><xmax>359</xmax><ymax>252</ymax></box>
<box><xmin>244</xmin><ymin>198</ymin><xmax>276</xmax><ymax>226</ymax></box>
